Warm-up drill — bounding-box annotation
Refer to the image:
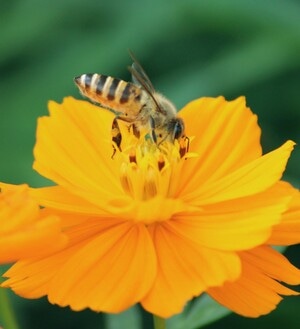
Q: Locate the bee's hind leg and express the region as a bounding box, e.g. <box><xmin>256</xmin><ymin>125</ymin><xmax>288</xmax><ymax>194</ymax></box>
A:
<box><xmin>111</xmin><ymin>117</ymin><xmax>122</xmax><ymax>158</ymax></box>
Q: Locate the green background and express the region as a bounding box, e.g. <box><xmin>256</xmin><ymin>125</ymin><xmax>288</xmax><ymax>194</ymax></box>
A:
<box><xmin>0</xmin><ymin>0</ymin><xmax>299</xmax><ymax>328</ymax></box>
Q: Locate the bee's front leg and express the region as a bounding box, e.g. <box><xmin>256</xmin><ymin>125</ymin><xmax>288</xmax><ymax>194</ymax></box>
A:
<box><xmin>149</xmin><ymin>116</ymin><xmax>157</xmax><ymax>144</ymax></box>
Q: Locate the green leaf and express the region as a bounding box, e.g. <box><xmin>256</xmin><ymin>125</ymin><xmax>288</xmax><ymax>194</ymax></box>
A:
<box><xmin>167</xmin><ymin>294</ymin><xmax>230</xmax><ymax>329</ymax></box>
<box><xmin>104</xmin><ymin>306</ymin><xmax>141</xmax><ymax>329</ymax></box>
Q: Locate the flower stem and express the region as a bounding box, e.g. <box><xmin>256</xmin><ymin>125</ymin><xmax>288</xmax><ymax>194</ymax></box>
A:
<box><xmin>0</xmin><ymin>288</ymin><xmax>20</xmax><ymax>329</ymax></box>
<box><xmin>153</xmin><ymin>315</ymin><xmax>166</xmax><ymax>329</ymax></box>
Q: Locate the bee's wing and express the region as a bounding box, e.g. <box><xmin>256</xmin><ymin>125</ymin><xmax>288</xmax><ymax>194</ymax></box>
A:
<box><xmin>129</xmin><ymin>51</ymin><xmax>155</xmax><ymax>92</ymax></box>
<box><xmin>128</xmin><ymin>51</ymin><xmax>165</xmax><ymax>114</ymax></box>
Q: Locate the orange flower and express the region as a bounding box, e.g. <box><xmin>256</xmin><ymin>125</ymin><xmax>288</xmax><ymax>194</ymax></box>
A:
<box><xmin>0</xmin><ymin>184</ymin><xmax>67</xmax><ymax>264</ymax></box>
<box><xmin>2</xmin><ymin>96</ymin><xmax>300</xmax><ymax>318</ymax></box>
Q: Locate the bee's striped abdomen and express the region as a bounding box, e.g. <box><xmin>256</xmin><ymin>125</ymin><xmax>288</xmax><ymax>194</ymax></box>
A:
<box><xmin>119</xmin><ymin>83</ymin><xmax>132</xmax><ymax>104</ymax></box>
<box><xmin>107</xmin><ymin>77</ymin><xmax>120</xmax><ymax>100</ymax></box>
<box><xmin>74</xmin><ymin>73</ymin><xmax>144</xmax><ymax>117</ymax></box>
<box><xmin>94</xmin><ymin>74</ymin><xmax>107</xmax><ymax>95</ymax></box>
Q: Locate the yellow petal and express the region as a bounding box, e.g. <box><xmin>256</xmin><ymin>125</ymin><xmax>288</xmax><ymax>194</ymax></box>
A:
<box><xmin>30</xmin><ymin>186</ymin><xmax>115</xmax><ymax>215</ymax></box>
<box><xmin>178</xmin><ymin>96</ymin><xmax>262</xmax><ymax>195</ymax></box>
<box><xmin>242</xmin><ymin>246</ymin><xmax>300</xmax><ymax>285</ymax></box>
<box><xmin>141</xmin><ymin>223</ymin><xmax>241</xmax><ymax>318</ymax></box>
<box><xmin>182</xmin><ymin>140</ymin><xmax>295</xmax><ymax>205</ymax></box>
<box><xmin>0</xmin><ymin>215</ymin><xmax>67</xmax><ymax>263</ymax></box>
<box><xmin>0</xmin><ymin>184</ymin><xmax>67</xmax><ymax>263</ymax></box>
<box><xmin>33</xmin><ymin>97</ymin><xmax>125</xmax><ymax>208</ymax></box>
<box><xmin>268</xmin><ymin>183</ymin><xmax>300</xmax><ymax>245</ymax></box>
<box><xmin>208</xmin><ymin>246</ymin><xmax>300</xmax><ymax>317</ymax></box>
<box><xmin>2</xmin><ymin>220</ymin><xmax>157</xmax><ymax>314</ymax></box>
<box><xmin>170</xmin><ymin>182</ymin><xmax>294</xmax><ymax>250</ymax></box>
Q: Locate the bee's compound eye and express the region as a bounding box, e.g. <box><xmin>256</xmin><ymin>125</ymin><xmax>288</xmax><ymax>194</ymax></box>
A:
<box><xmin>173</xmin><ymin>119</ymin><xmax>184</xmax><ymax>140</ymax></box>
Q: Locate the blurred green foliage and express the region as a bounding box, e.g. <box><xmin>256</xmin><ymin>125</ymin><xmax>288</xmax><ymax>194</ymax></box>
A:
<box><xmin>0</xmin><ymin>0</ymin><xmax>299</xmax><ymax>328</ymax></box>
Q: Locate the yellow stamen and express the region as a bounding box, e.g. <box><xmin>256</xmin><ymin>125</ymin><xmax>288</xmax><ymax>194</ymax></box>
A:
<box><xmin>143</xmin><ymin>167</ymin><xmax>158</xmax><ymax>200</ymax></box>
<box><xmin>117</xmin><ymin>136</ymin><xmax>190</xmax><ymax>201</ymax></box>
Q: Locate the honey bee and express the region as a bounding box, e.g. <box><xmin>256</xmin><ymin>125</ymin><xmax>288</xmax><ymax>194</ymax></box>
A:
<box><xmin>74</xmin><ymin>52</ymin><xmax>185</xmax><ymax>153</ymax></box>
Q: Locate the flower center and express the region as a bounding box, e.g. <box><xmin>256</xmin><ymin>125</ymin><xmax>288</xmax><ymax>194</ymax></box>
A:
<box><xmin>118</xmin><ymin>137</ymin><xmax>189</xmax><ymax>201</ymax></box>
